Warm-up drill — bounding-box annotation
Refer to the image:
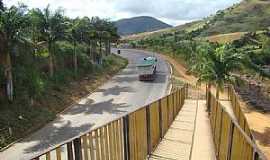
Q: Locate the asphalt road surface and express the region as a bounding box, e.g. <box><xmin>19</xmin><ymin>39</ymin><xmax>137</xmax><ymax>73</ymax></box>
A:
<box><xmin>0</xmin><ymin>49</ymin><xmax>171</xmax><ymax>160</ymax></box>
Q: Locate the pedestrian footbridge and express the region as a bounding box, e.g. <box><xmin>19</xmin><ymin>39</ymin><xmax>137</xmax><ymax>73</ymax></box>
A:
<box><xmin>32</xmin><ymin>85</ymin><xmax>265</xmax><ymax>160</ymax></box>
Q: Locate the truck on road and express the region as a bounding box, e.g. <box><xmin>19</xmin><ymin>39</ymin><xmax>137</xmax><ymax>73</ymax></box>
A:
<box><xmin>137</xmin><ymin>57</ymin><xmax>157</xmax><ymax>81</ymax></box>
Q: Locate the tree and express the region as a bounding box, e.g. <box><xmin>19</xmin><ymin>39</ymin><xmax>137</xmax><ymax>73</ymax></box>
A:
<box><xmin>67</xmin><ymin>17</ymin><xmax>95</xmax><ymax>74</ymax></box>
<box><xmin>0</xmin><ymin>5</ymin><xmax>28</xmax><ymax>101</ymax></box>
<box><xmin>29</xmin><ymin>5</ymin><xmax>67</xmax><ymax>77</ymax></box>
<box><xmin>192</xmin><ymin>44</ymin><xmax>243</xmax><ymax>99</ymax></box>
<box><xmin>0</xmin><ymin>0</ymin><xmax>4</xmax><ymax>11</ymax></box>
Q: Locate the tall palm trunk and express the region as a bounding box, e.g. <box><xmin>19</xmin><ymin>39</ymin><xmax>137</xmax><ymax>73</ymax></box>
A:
<box><xmin>99</xmin><ymin>37</ymin><xmax>102</xmax><ymax>64</ymax></box>
<box><xmin>48</xmin><ymin>42</ymin><xmax>54</xmax><ymax>77</ymax></box>
<box><xmin>207</xmin><ymin>83</ymin><xmax>212</xmax><ymax>112</ymax></box>
<box><xmin>92</xmin><ymin>40</ymin><xmax>97</xmax><ymax>64</ymax></box>
<box><xmin>0</xmin><ymin>35</ymin><xmax>14</xmax><ymax>101</ymax></box>
<box><xmin>216</xmin><ymin>86</ymin><xmax>220</xmax><ymax>100</ymax></box>
<box><xmin>105</xmin><ymin>39</ymin><xmax>110</xmax><ymax>56</ymax></box>
<box><xmin>73</xmin><ymin>41</ymin><xmax>78</xmax><ymax>74</ymax></box>
<box><xmin>5</xmin><ymin>52</ymin><xmax>13</xmax><ymax>101</ymax></box>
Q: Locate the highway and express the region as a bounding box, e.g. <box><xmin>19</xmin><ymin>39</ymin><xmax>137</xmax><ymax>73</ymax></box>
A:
<box><xmin>0</xmin><ymin>49</ymin><xmax>171</xmax><ymax>160</ymax></box>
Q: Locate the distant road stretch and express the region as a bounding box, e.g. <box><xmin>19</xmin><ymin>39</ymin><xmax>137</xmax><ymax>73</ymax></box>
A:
<box><xmin>0</xmin><ymin>49</ymin><xmax>171</xmax><ymax>160</ymax></box>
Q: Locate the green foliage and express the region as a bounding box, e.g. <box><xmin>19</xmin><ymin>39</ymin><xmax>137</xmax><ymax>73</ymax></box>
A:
<box><xmin>193</xmin><ymin>44</ymin><xmax>244</xmax><ymax>88</ymax></box>
<box><xmin>0</xmin><ymin>1</ymin><xmax>124</xmax><ymax>148</ymax></box>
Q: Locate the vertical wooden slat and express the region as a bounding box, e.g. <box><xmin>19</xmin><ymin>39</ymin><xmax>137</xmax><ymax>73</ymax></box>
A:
<box><xmin>82</xmin><ymin>135</ymin><xmax>89</xmax><ymax>160</ymax></box>
<box><xmin>100</xmin><ymin>127</ymin><xmax>105</xmax><ymax>160</ymax></box>
<box><xmin>128</xmin><ymin>114</ymin><xmax>135</xmax><ymax>160</ymax></box>
<box><xmin>149</xmin><ymin>101</ymin><xmax>160</xmax><ymax>152</ymax></box>
<box><xmin>119</xmin><ymin>119</ymin><xmax>124</xmax><ymax>160</ymax></box>
<box><xmin>88</xmin><ymin>132</ymin><xmax>95</xmax><ymax>160</ymax></box>
<box><xmin>56</xmin><ymin>147</ymin><xmax>62</xmax><ymax>160</ymax></box>
<box><xmin>114</xmin><ymin>121</ymin><xmax>120</xmax><ymax>160</ymax></box>
<box><xmin>219</xmin><ymin>113</ymin><xmax>231</xmax><ymax>160</ymax></box>
<box><xmin>95</xmin><ymin>130</ymin><xmax>101</xmax><ymax>160</ymax></box>
<box><xmin>109</xmin><ymin>122</ymin><xmax>116</xmax><ymax>160</ymax></box>
<box><xmin>104</xmin><ymin>125</ymin><xmax>109</xmax><ymax>160</ymax></box>
<box><xmin>46</xmin><ymin>152</ymin><xmax>51</xmax><ymax>160</ymax></box>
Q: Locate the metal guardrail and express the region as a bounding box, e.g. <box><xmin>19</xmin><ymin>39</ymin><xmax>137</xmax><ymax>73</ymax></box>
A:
<box><xmin>31</xmin><ymin>85</ymin><xmax>188</xmax><ymax>160</ymax></box>
<box><xmin>207</xmin><ymin>90</ymin><xmax>266</xmax><ymax>160</ymax></box>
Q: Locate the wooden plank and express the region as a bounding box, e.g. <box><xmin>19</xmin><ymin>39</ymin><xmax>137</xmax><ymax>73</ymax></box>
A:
<box><xmin>128</xmin><ymin>113</ymin><xmax>135</xmax><ymax>160</ymax></box>
<box><xmin>214</xmin><ymin>104</ymin><xmax>222</xmax><ymax>149</ymax></box>
<box><xmin>218</xmin><ymin>112</ymin><xmax>231</xmax><ymax>160</ymax></box>
<box><xmin>168</xmin><ymin>95</ymin><xmax>174</xmax><ymax>125</ymax></box>
<box><xmin>103</xmin><ymin>125</ymin><xmax>109</xmax><ymax>160</ymax></box>
<box><xmin>161</xmin><ymin>97</ymin><xmax>168</xmax><ymax>136</ymax></box>
<box><xmin>82</xmin><ymin>135</ymin><xmax>89</xmax><ymax>160</ymax></box>
<box><xmin>119</xmin><ymin>119</ymin><xmax>124</xmax><ymax>160</ymax></box>
<box><xmin>45</xmin><ymin>152</ymin><xmax>51</xmax><ymax>160</ymax></box>
<box><xmin>99</xmin><ymin>127</ymin><xmax>105</xmax><ymax>160</ymax></box>
<box><xmin>88</xmin><ymin>132</ymin><xmax>95</xmax><ymax>160</ymax></box>
<box><xmin>138</xmin><ymin>108</ymin><xmax>148</xmax><ymax>160</ymax></box>
<box><xmin>114</xmin><ymin>121</ymin><xmax>119</xmax><ymax>160</ymax></box>
<box><xmin>56</xmin><ymin>147</ymin><xmax>62</xmax><ymax>160</ymax></box>
<box><xmin>109</xmin><ymin>122</ymin><xmax>116</xmax><ymax>160</ymax></box>
<box><xmin>95</xmin><ymin>130</ymin><xmax>101</xmax><ymax>160</ymax></box>
<box><xmin>230</xmin><ymin>127</ymin><xmax>241</xmax><ymax>160</ymax></box>
<box><xmin>149</xmin><ymin>101</ymin><xmax>160</xmax><ymax>152</ymax></box>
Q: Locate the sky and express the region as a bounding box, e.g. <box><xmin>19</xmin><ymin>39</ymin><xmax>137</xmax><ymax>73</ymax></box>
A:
<box><xmin>3</xmin><ymin>0</ymin><xmax>242</xmax><ymax>26</ymax></box>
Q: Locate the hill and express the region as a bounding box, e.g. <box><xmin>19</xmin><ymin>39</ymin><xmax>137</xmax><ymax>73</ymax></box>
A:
<box><xmin>124</xmin><ymin>0</ymin><xmax>270</xmax><ymax>43</ymax></box>
<box><xmin>115</xmin><ymin>16</ymin><xmax>172</xmax><ymax>36</ymax></box>
<box><xmin>200</xmin><ymin>0</ymin><xmax>270</xmax><ymax>36</ymax></box>
<box><xmin>122</xmin><ymin>20</ymin><xmax>204</xmax><ymax>40</ymax></box>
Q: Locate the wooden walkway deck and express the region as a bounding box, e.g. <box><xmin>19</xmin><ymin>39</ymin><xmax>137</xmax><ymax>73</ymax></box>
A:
<box><xmin>149</xmin><ymin>99</ymin><xmax>216</xmax><ymax>160</ymax></box>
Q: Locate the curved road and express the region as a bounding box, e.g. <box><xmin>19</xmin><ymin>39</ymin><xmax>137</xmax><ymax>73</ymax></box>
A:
<box><xmin>0</xmin><ymin>49</ymin><xmax>171</xmax><ymax>160</ymax></box>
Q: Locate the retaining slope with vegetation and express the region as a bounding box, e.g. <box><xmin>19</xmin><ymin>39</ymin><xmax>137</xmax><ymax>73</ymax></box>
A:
<box><xmin>0</xmin><ymin>2</ymin><xmax>127</xmax><ymax>149</ymax></box>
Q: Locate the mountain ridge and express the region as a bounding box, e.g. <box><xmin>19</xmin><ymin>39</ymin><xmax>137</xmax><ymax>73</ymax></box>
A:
<box><xmin>115</xmin><ymin>16</ymin><xmax>172</xmax><ymax>36</ymax></box>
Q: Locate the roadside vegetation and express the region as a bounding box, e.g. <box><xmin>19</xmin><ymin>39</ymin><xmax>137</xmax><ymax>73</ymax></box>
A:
<box><xmin>127</xmin><ymin>16</ymin><xmax>270</xmax><ymax>111</ymax></box>
<box><xmin>0</xmin><ymin>2</ymin><xmax>127</xmax><ymax>149</ymax></box>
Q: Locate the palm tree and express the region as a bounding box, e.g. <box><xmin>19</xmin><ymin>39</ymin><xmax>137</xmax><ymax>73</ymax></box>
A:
<box><xmin>192</xmin><ymin>44</ymin><xmax>243</xmax><ymax>99</ymax></box>
<box><xmin>29</xmin><ymin>5</ymin><xmax>66</xmax><ymax>77</ymax></box>
<box><xmin>67</xmin><ymin>17</ymin><xmax>94</xmax><ymax>74</ymax></box>
<box><xmin>0</xmin><ymin>5</ymin><xmax>28</xmax><ymax>101</ymax></box>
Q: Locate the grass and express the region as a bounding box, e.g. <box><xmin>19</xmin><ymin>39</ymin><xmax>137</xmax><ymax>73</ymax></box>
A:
<box><xmin>205</xmin><ymin>32</ymin><xmax>247</xmax><ymax>43</ymax></box>
<box><xmin>0</xmin><ymin>54</ymin><xmax>128</xmax><ymax>149</ymax></box>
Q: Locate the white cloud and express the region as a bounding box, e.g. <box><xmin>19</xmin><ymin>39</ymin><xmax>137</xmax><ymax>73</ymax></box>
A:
<box><xmin>3</xmin><ymin>0</ymin><xmax>241</xmax><ymax>26</ymax></box>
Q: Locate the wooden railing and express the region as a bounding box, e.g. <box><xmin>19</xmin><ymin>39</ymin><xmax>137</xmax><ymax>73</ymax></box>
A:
<box><xmin>32</xmin><ymin>85</ymin><xmax>187</xmax><ymax>160</ymax></box>
<box><xmin>228</xmin><ymin>85</ymin><xmax>253</xmax><ymax>138</ymax></box>
<box><xmin>207</xmin><ymin>90</ymin><xmax>266</xmax><ymax>160</ymax></box>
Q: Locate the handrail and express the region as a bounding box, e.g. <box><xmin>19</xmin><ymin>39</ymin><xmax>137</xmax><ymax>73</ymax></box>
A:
<box><xmin>31</xmin><ymin>85</ymin><xmax>188</xmax><ymax>160</ymax></box>
<box><xmin>207</xmin><ymin>90</ymin><xmax>266</xmax><ymax>160</ymax></box>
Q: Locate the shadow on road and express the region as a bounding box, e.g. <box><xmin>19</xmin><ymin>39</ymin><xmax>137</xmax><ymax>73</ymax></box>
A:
<box><xmin>65</xmin><ymin>98</ymin><xmax>129</xmax><ymax>115</ymax></box>
<box><xmin>97</xmin><ymin>85</ymin><xmax>135</xmax><ymax>96</ymax></box>
<box><xmin>22</xmin><ymin>121</ymin><xmax>94</xmax><ymax>154</ymax></box>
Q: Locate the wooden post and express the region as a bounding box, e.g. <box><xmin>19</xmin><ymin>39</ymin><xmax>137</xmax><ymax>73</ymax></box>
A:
<box><xmin>217</xmin><ymin>109</ymin><xmax>224</xmax><ymax>158</ymax></box>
